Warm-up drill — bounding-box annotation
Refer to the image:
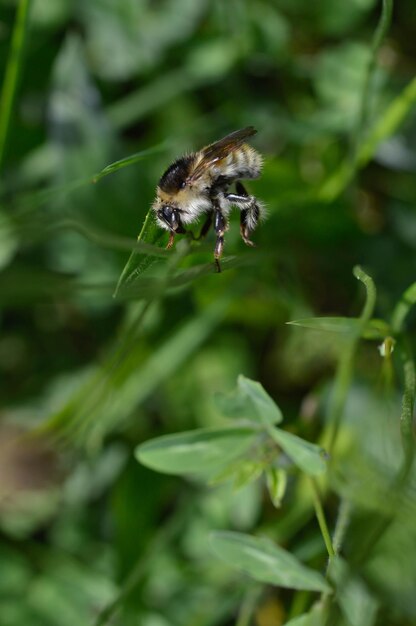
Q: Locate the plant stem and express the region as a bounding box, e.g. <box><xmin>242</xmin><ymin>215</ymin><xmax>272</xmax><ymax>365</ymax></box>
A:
<box><xmin>320</xmin><ymin>43</ymin><xmax>416</xmax><ymax>204</ymax></box>
<box><xmin>353</xmin><ymin>0</ymin><xmax>394</xmax><ymax>153</ymax></box>
<box><xmin>327</xmin><ymin>267</ymin><xmax>376</xmax><ymax>455</ymax></box>
<box><xmin>327</xmin><ymin>342</ymin><xmax>356</xmax><ymax>455</ymax></box>
<box><xmin>310</xmin><ymin>478</ymin><xmax>335</xmax><ymax>559</ymax></box>
<box><xmin>332</xmin><ymin>499</ymin><xmax>352</xmax><ymax>557</ymax></box>
<box><xmin>391</xmin><ymin>282</ymin><xmax>416</xmax><ymax>334</ymax></box>
<box><xmin>398</xmin><ymin>339</ymin><xmax>415</xmax><ymax>481</ymax></box>
<box><xmin>235</xmin><ymin>587</ymin><xmax>261</xmax><ymax>626</ymax></box>
<box><xmin>0</xmin><ymin>0</ymin><xmax>32</xmax><ymax>171</ymax></box>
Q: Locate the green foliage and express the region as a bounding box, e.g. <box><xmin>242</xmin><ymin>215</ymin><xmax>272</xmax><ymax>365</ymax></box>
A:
<box><xmin>209</xmin><ymin>531</ymin><xmax>331</xmax><ymax>593</ymax></box>
<box><xmin>1</xmin><ymin>0</ymin><xmax>416</xmax><ymax>625</ymax></box>
<box><xmin>136</xmin><ymin>427</ymin><xmax>258</xmax><ymax>476</ymax></box>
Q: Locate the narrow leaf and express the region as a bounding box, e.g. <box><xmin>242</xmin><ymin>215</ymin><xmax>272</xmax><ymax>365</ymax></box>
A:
<box><xmin>92</xmin><ymin>143</ymin><xmax>167</xmax><ymax>182</ymax></box>
<box><xmin>266</xmin><ymin>468</ymin><xmax>287</xmax><ymax>508</ymax></box>
<box><xmin>135</xmin><ymin>427</ymin><xmax>257</xmax><ymax>476</ymax></box>
<box><xmin>269</xmin><ymin>428</ymin><xmax>327</xmax><ymax>475</ymax></box>
<box><xmin>287</xmin><ymin>317</ymin><xmax>389</xmax><ymax>339</ymax></box>
<box><xmin>210</xmin><ymin>531</ymin><xmax>331</xmax><ymax>593</ymax></box>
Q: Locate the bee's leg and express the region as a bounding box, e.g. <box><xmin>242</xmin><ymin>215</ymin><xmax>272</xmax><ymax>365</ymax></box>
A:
<box><xmin>166</xmin><ymin>231</ymin><xmax>174</xmax><ymax>248</ymax></box>
<box><xmin>195</xmin><ymin>211</ymin><xmax>213</xmax><ymax>240</ymax></box>
<box><xmin>226</xmin><ymin>182</ymin><xmax>260</xmax><ymax>247</ymax></box>
<box><xmin>159</xmin><ymin>208</ymin><xmax>187</xmax><ymax>249</ymax></box>
<box><xmin>213</xmin><ymin>209</ymin><xmax>227</xmax><ymax>273</ymax></box>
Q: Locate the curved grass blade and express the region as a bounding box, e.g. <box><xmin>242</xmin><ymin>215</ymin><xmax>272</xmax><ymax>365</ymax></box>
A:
<box><xmin>319</xmin><ymin>75</ymin><xmax>416</xmax><ymax>201</ymax></box>
<box><xmin>391</xmin><ymin>282</ymin><xmax>416</xmax><ymax>334</ymax></box>
<box><xmin>287</xmin><ymin>317</ymin><xmax>389</xmax><ymax>340</ymax></box>
<box><xmin>353</xmin><ymin>0</ymin><xmax>393</xmax><ymax>152</ymax></box>
<box><xmin>113</xmin><ymin>209</ymin><xmax>165</xmax><ymax>298</ymax></box>
<box><xmin>38</xmin><ymin>294</ymin><xmax>231</xmax><ymax>449</ymax></box>
<box><xmin>92</xmin><ymin>142</ymin><xmax>167</xmax><ymax>183</ymax></box>
<box><xmin>326</xmin><ymin>267</ymin><xmax>377</xmax><ymax>454</ymax></box>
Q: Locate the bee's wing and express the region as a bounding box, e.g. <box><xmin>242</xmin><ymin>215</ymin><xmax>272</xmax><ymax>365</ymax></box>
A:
<box><xmin>186</xmin><ymin>126</ymin><xmax>257</xmax><ymax>183</ymax></box>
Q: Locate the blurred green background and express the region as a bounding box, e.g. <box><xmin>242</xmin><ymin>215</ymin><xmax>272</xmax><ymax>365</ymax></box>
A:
<box><xmin>1</xmin><ymin>0</ymin><xmax>416</xmax><ymax>625</ymax></box>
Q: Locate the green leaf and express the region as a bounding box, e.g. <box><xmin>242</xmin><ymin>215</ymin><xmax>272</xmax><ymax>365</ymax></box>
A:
<box><xmin>237</xmin><ymin>375</ymin><xmax>283</xmax><ymax>425</ymax></box>
<box><xmin>113</xmin><ymin>209</ymin><xmax>167</xmax><ymax>298</ymax></box>
<box><xmin>265</xmin><ymin>468</ymin><xmax>287</xmax><ymax>508</ymax></box>
<box><xmin>216</xmin><ymin>375</ymin><xmax>283</xmax><ymax>425</ymax></box>
<box><xmin>328</xmin><ymin>557</ymin><xmax>378</xmax><ymax>626</ymax></box>
<box><xmin>92</xmin><ymin>143</ymin><xmax>167</xmax><ymax>182</ymax></box>
<box><xmin>269</xmin><ymin>428</ymin><xmax>327</xmax><ymax>475</ymax></box>
<box><xmin>135</xmin><ymin>427</ymin><xmax>257</xmax><ymax>476</ymax></box>
<box><xmin>287</xmin><ymin>317</ymin><xmax>389</xmax><ymax>339</ymax></box>
<box><xmin>284</xmin><ymin>610</ymin><xmax>324</xmax><ymax>626</ymax></box>
<box><xmin>210</xmin><ymin>459</ymin><xmax>265</xmax><ymax>489</ymax></box>
<box><xmin>209</xmin><ymin>531</ymin><xmax>331</xmax><ymax>593</ymax></box>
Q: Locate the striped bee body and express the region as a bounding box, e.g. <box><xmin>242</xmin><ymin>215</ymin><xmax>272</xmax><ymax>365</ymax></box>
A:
<box><xmin>151</xmin><ymin>127</ymin><xmax>265</xmax><ymax>272</ymax></box>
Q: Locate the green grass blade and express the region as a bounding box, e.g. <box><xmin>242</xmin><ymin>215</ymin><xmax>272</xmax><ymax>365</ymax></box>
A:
<box><xmin>92</xmin><ymin>142</ymin><xmax>167</xmax><ymax>182</ymax></box>
<box><xmin>353</xmin><ymin>0</ymin><xmax>393</xmax><ymax>152</ymax></box>
<box><xmin>113</xmin><ymin>208</ymin><xmax>165</xmax><ymax>298</ymax></box>
<box><xmin>0</xmin><ymin>0</ymin><xmax>32</xmax><ymax>171</ymax></box>
<box><xmin>326</xmin><ymin>267</ymin><xmax>377</xmax><ymax>454</ymax></box>
<box><xmin>319</xmin><ymin>75</ymin><xmax>416</xmax><ymax>201</ymax></box>
<box><xmin>391</xmin><ymin>282</ymin><xmax>416</xmax><ymax>334</ymax></box>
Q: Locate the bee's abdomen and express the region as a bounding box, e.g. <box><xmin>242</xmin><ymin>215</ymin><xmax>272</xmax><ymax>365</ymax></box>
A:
<box><xmin>221</xmin><ymin>145</ymin><xmax>262</xmax><ymax>180</ymax></box>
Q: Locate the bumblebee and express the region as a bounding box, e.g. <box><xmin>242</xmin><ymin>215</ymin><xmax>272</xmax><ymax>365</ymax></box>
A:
<box><xmin>152</xmin><ymin>127</ymin><xmax>264</xmax><ymax>271</ymax></box>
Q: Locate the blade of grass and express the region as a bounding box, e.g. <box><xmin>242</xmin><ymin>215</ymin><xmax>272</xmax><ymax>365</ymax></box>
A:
<box><xmin>309</xmin><ymin>478</ymin><xmax>335</xmax><ymax>559</ymax></box>
<box><xmin>53</xmin><ymin>218</ymin><xmax>170</xmax><ymax>256</ymax></box>
<box><xmin>353</xmin><ymin>0</ymin><xmax>393</xmax><ymax>153</ymax></box>
<box><xmin>38</xmin><ymin>248</ymin><xmax>231</xmax><ymax>450</ymax></box>
<box><xmin>399</xmin><ymin>340</ymin><xmax>416</xmax><ymax>480</ymax></box>
<box><xmin>391</xmin><ymin>282</ymin><xmax>416</xmax><ymax>334</ymax></box>
<box><xmin>0</xmin><ymin>0</ymin><xmax>32</xmax><ymax>171</ymax></box>
<box><xmin>2</xmin><ymin>142</ymin><xmax>167</xmax><ymax>210</ymax></box>
<box><xmin>319</xmin><ymin>75</ymin><xmax>416</xmax><ymax>202</ymax></box>
<box><xmin>113</xmin><ymin>208</ymin><xmax>162</xmax><ymax>298</ymax></box>
<box><xmin>91</xmin><ymin>142</ymin><xmax>168</xmax><ymax>182</ymax></box>
<box><xmin>79</xmin><ymin>292</ymin><xmax>231</xmax><ymax>451</ymax></box>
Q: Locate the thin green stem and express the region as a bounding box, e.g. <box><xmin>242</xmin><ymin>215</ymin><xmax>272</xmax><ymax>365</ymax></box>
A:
<box><xmin>391</xmin><ymin>282</ymin><xmax>416</xmax><ymax>335</ymax></box>
<box><xmin>319</xmin><ymin>72</ymin><xmax>416</xmax><ymax>203</ymax></box>
<box><xmin>353</xmin><ymin>266</ymin><xmax>377</xmax><ymax>324</ymax></box>
<box><xmin>398</xmin><ymin>339</ymin><xmax>416</xmax><ymax>480</ymax></box>
<box><xmin>332</xmin><ymin>499</ymin><xmax>352</xmax><ymax>557</ymax></box>
<box><xmin>235</xmin><ymin>587</ymin><xmax>261</xmax><ymax>626</ymax></box>
<box><xmin>353</xmin><ymin>0</ymin><xmax>394</xmax><ymax>153</ymax></box>
<box><xmin>327</xmin><ymin>343</ymin><xmax>355</xmax><ymax>454</ymax></box>
<box><xmin>327</xmin><ymin>267</ymin><xmax>376</xmax><ymax>454</ymax></box>
<box><xmin>0</xmin><ymin>0</ymin><xmax>32</xmax><ymax>171</ymax></box>
<box><xmin>310</xmin><ymin>478</ymin><xmax>335</xmax><ymax>559</ymax></box>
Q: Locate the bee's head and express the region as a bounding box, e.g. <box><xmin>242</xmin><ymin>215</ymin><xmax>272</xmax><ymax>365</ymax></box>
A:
<box><xmin>154</xmin><ymin>202</ymin><xmax>179</xmax><ymax>231</ymax></box>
